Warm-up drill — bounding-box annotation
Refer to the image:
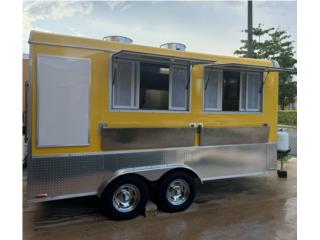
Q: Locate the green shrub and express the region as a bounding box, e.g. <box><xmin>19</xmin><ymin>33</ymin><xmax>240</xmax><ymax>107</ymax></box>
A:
<box><xmin>278</xmin><ymin>110</ymin><xmax>297</xmax><ymax>126</ymax></box>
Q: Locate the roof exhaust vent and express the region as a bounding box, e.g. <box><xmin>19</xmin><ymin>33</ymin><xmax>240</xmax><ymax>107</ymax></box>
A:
<box><xmin>103</xmin><ymin>35</ymin><xmax>133</xmax><ymax>44</ymax></box>
<box><xmin>160</xmin><ymin>42</ymin><xmax>186</xmax><ymax>51</ymax></box>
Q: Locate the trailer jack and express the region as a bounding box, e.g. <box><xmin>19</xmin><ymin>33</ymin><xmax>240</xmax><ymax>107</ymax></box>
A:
<box><xmin>277</xmin><ymin>149</ymin><xmax>290</xmax><ymax>178</ymax></box>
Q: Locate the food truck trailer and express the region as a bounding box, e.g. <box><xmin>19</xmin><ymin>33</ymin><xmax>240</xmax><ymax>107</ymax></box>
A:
<box><xmin>26</xmin><ymin>31</ymin><xmax>289</xmax><ymax>220</ymax></box>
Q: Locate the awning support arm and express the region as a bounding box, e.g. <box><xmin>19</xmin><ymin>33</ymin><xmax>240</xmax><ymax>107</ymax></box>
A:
<box><xmin>259</xmin><ymin>71</ymin><xmax>270</xmax><ymax>93</ymax></box>
<box><xmin>185</xmin><ymin>66</ymin><xmax>190</xmax><ymax>90</ymax></box>
<box><xmin>112</xmin><ymin>67</ymin><xmax>117</xmax><ymax>85</ymax></box>
<box><xmin>204</xmin><ymin>75</ymin><xmax>210</xmax><ymax>90</ymax></box>
<box><xmin>185</xmin><ymin>78</ymin><xmax>190</xmax><ymax>90</ymax></box>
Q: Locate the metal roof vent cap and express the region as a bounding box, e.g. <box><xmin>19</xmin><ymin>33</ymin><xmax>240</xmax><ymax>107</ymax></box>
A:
<box><xmin>103</xmin><ymin>35</ymin><xmax>133</xmax><ymax>44</ymax></box>
<box><xmin>160</xmin><ymin>42</ymin><xmax>186</xmax><ymax>51</ymax></box>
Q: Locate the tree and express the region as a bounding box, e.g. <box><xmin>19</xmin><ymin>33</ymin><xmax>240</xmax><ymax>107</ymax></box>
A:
<box><xmin>279</xmin><ymin>81</ymin><xmax>297</xmax><ymax>110</ymax></box>
<box><xmin>234</xmin><ymin>24</ymin><xmax>297</xmax><ymax>110</ymax></box>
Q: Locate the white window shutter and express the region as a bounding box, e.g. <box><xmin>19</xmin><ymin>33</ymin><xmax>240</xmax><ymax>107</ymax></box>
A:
<box><xmin>204</xmin><ymin>69</ymin><xmax>222</xmax><ymax>111</ymax></box>
<box><xmin>169</xmin><ymin>65</ymin><xmax>189</xmax><ymax>110</ymax></box>
<box><xmin>112</xmin><ymin>60</ymin><xmax>139</xmax><ymax>109</ymax></box>
<box><xmin>246</xmin><ymin>72</ymin><xmax>261</xmax><ymax>111</ymax></box>
<box><xmin>37</xmin><ymin>55</ymin><xmax>90</xmax><ymax>147</ymax></box>
<box><xmin>240</xmin><ymin>72</ymin><xmax>247</xmax><ymax>111</ymax></box>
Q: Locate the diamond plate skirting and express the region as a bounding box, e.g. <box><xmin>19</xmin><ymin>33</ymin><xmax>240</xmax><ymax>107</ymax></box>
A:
<box><xmin>27</xmin><ymin>143</ymin><xmax>277</xmax><ymax>202</ymax></box>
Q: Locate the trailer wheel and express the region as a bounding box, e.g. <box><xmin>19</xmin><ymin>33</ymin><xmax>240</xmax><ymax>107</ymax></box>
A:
<box><xmin>100</xmin><ymin>175</ymin><xmax>148</xmax><ymax>220</ymax></box>
<box><xmin>157</xmin><ymin>171</ymin><xmax>195</xmax><ymax>213</ymax></box>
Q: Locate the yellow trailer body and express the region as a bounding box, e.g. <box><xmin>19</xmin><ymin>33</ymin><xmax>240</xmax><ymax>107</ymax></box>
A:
<box><xmin>27</xmin><ymin>31</ymin><xmax>282</xmax><ymax>215</ymax></box>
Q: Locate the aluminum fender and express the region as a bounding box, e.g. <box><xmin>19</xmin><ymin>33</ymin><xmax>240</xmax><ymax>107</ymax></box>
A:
<box><xmin>97</xmin><ymin>164</ymin><xmax>202</xmax><ymax>197</ymax></box>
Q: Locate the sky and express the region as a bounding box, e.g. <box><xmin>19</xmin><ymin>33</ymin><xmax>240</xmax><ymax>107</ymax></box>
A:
<box><xmin>23</xmin><ymin>0</ymin><xmax>297</xmax><ymax>57</ymax></box>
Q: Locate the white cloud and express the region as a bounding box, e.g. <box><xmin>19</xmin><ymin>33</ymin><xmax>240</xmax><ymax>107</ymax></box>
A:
<box><xmin>103</xmin><ymin>1</ymin><xmax>133</xmax><ymax>12</ymax></box>
<box><xmin>24</xmin><ymin>1</ymin><xmax>93</xmax><ymax>21</ymax></box>
<box><xmin>23</xmin><ymin>1</ymin><xmax>94</xmax><ymax>51</ymax></box>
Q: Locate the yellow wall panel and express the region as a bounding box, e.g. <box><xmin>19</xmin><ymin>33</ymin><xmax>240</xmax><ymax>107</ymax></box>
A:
<box><xmin>30</xmin><ymin>31</ymin><xmax>278</xmax><ymax>156</ymax></box>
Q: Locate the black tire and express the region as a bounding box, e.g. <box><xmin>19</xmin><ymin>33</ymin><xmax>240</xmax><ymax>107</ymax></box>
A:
<box><xmin>100</xmin><ymin>175</ymin><xmax>148</xmax><ymax>220</ymax></box>
<box><xmin>277</xmin><ymin>170</ymin><xmax>282</xmax><ymax>177</ymax></box>
<box><xmin>156</xmin><ymin>171</ymin><xmax>195</xmax><ymax>213</ymax></box>
<box><xmin>277</xmin><ymin>170</ymin><xmax>288</xmax><ymax>178</ymax></box>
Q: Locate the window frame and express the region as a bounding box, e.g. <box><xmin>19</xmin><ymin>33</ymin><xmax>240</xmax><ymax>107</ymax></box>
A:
<box><xmin>203</xmin><ymin>68</ymin><xmax>264</xmax><ymax>114</ymax></box>
<box><xmin>110</xmin><ymin>55</ymin><xmax>192</xmax><ymax>113</ymax></box>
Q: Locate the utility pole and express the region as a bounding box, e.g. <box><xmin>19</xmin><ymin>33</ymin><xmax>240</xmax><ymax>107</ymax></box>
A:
<box><xmin>247</xmin><ymin>0</ymin><xmax>253</xmax><ymax>58</ymax></box>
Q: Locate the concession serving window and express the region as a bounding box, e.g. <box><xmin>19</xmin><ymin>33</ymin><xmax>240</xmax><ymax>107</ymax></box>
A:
<box><xmin>204</xmin><ymin>62</ymin><xmax>294</xmax><ymax>113</ymax></box>
<box><xmin>111</xmin><ymin>50</ymin><xmax>212</xmax><ymax>111</ymax></box>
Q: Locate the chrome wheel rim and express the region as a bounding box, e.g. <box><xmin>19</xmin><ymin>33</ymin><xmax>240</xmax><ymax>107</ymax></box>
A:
<box><xmin>112</xmin><ymin>184</ymin><xmax>140</xmax><ymax>213</ymax></box>
<box><xmin>166</xmin><ymin>179</ymin><xmax>190</xmax><ymax>206</ymax></box>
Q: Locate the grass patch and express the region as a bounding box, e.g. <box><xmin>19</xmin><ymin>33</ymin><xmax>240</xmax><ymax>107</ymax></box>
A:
<box><xmin>278</xmin><ymin>110</ymin><xmax>297</xmax><ymax>126</ymax></box>
<box><xmin>278</xmin><ymin>124</ymin><xmax>297</xmax><ymax>129</ymax></box>
<box><xmin>279</xmin><ymin>154</ymin><xmax>294</xmax><ymax>161</ymax></box>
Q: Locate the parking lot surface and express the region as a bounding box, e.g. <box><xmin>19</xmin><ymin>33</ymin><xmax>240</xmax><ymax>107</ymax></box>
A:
<box><xmin>23</xmin><ymin>158</ymin><xmax>297</xmax><ymax>240</ymax></box>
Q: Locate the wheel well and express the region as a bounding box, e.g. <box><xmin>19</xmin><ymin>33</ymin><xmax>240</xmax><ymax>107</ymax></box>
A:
<box><xmin>158</xmin><ymin>167</ymin><xmax>201</xmax><ymax>182</ymax></box>
<box><xmin>97</xmin><ymin>173</ymin><xmax>149</xmax><ymax>198</ymax></box>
